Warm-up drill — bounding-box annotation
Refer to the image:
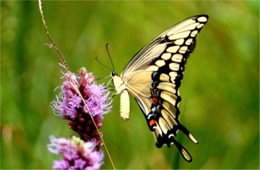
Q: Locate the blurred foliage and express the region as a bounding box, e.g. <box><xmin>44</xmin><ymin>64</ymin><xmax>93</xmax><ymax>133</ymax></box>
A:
<box><xmin>1</xmin><ymin>0</ymin><xmax>259</xmax><ymax>169</ymax></box>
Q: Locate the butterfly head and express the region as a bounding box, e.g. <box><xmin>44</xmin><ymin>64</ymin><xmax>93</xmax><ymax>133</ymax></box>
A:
<box><xmin>111</xmin><ymin>71</ymin><xmax>117</xmax><ymax>77</ymax></box>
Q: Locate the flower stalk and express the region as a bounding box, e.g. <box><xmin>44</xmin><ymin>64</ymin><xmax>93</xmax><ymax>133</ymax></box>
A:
<box><xmin>38</xmin><ymin>0</ymin><xmax>69</xmax><ymax>72</ymax></box>
<box><xmin>38</xmin><ymin>0</ymin><xmax>116</xmax><ymax>169</ymax></box>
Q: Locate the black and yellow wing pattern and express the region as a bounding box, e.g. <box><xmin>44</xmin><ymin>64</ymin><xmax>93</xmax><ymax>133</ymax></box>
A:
<box><xmin>120</xmin><ymin>15</ymin><xmax>208</xmax><ymax>162</ymax></box>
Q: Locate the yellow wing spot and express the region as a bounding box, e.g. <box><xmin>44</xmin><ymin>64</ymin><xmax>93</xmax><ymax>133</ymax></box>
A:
<box><xmin>161</xmin><ymin>109</ymin><xmax>174</xmax><ymax>128</ymax></box>
<box><xmin>179</xmin><ymin>46</ymin><xmax>188</xmax><ymax>54</ymax></box>
<box><xmin>155</xmin><ymin>126</ymin><xmax>163</xmax><ymax>136</ymax></box>
<box><xmin>159</xmin><ymin>117</ymin><xmax>170</xmax><ymax>134</ymax></box>
<box><xmin>190</xmin><ymin>30</ymin><xmax>198</xmax><ymax>37</ymax></box>
<box><xmin>174</xmin><ymin>39</ymin><xmax>184</xmax><ymax>45</ymax></box>
<box><xmin>185</xmin><ymin>38</ymin><xmax>193</xmax><ymax>45</ymax></box>
<box><xmin>161</xmin><ymin>109</ymin><xmax>177</xmax><ymax>126</ymax></box>
<box><xmin>161</xmin><ymin>53</ymin><xmax>172</xmax><ymax>60</ymax></box>
<box><xmin>162</xmin><ymin>101</ymin><xmax>177</xmax><ymax>119</ymax></box>
<box><xmin>167</xmin><ymin>46</ymin><xmax>179</xmax><ymax>53</ymax></box>
<box><xmin>169</xmin><ymin>63</ymin><xmax>180</xmax><ymax>71</ymax></box>
<box><xmin>157</xmin><ymin>82</ymin><xmax>176</xmax><ymax>94</ymax></box>
<box><xmin>198</xmin><ymin>16</ymin><xmax>207</xmax><ymax>22</ymax></box>
<box><xmin>169</xmin><ymin>71</ymin><xmax>178</xmax><ymax>81</ymax></box>
<box><xmin>161</xmin><ymin>91</ymin><xmax>177</xmax><ymax>106</ymax></box>
<box><xmin>159</xmin><ymin>73</ymin><xmax>170</xmax><ymax>81</ymax></box>
<box><xmin>155</xmin><ymin>60</ymin><xmax>166</xmax><ymax>67</ymax></box>
<box><xmin>147</xmin><ymin>65</ymin><xmax>158</xmax><ymax>71</ymax></box>
<box><xmin>197</xmin><ymin>23</ymin><xmax>204</xmax><ymax>29</ymax></box>
<box><xmin>168</xmin><ymin>134</ymin><xmax>174</xmax><ymax>139</ymax></box>
<box><xmin>169</xmin><ymin>31</ymin><xmax>190</xmax><ymax>40</ymax></box>
<box><xmin>182</xmin><ymin>23</ymin><xmax>199</xmax><ymax>31</ymax></box>
<box><xmin>172</xmin><ymin>54</ymin><xmax>183</xmax><ymax>63</ymax></box>
<box><xmin>181</xmin><ymin>148</ymin><xmax>192</xmax><ymax>162</ymax></box>
<box><xmin>154</xmin><ymin>128</ymin><xmax>160</xmax><ymax>138</ymax></box>
<box><xmin>189</xmin><ymin>133</ymin><xmax>198</xmax><ymax>144</ymax></box>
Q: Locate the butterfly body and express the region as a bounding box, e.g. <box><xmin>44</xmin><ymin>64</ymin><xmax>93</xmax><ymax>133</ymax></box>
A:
<box><xmin>111</xmin><ymin>72</ymin><xmax>131</xmax><ymax>119</ymax></box>
<box><xmin>111</xmin><ymin>15</ymin><xmax>208</xmax><ymax>162</ymax></box>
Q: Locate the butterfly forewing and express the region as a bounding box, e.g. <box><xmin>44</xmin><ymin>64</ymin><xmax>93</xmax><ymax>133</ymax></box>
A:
<box><xmin>121</xmin><ymin>15</ymin><xmax>208</xmax><ymax>76</ymax></box>
<box><xmin>119</xmin><ymin>15</ymin><xmax>208</xmax><ymax>162</ymax></box>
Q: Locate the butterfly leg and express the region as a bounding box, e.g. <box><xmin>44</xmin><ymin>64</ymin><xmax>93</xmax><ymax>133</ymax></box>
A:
<box><xmin>111</xmin><ymin>93</ymin><xmax>116</xmax><ymax>98</ymax></box>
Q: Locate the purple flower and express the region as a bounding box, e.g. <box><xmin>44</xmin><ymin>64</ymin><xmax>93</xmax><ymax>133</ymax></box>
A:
<box><xmin>51</xmin><ymin>67</ymin><xmax>112</xmax><ymax>145</ymax></box>
<box><xmin>53</xmin><ymin>160</ymin><xmax>69</xmax><ymax>169</ymax></box>
<box><xmin>85</xmin><ymin>83</ymin><xmax>111</xmax><ymax>117</ymax></box>
<box><xmin>48</xmin><ymin>136</ymin><xmax>104</xmax><ymax>170</ymax></box>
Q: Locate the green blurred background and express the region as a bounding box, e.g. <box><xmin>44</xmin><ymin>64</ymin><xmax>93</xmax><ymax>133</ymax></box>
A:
<box><xmin>1</xmin><ymin>0</ymin><xmax>259</xmax><ymax>169</ymax></box>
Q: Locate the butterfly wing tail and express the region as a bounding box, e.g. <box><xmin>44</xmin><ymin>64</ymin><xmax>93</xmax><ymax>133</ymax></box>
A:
<box><xmin>171</xmin><ymin>136</ymin><xmax>192</xmax><ymax>162</ymax></box>
<box><xmin>179</xmin><ymin>123</ymin><xmax>198</xmax><ymax>144</ymax></box>
<box><xmin>153</xmin><ymin>129</ymin><xmax>193</xmax><ymax>162</ymax></box>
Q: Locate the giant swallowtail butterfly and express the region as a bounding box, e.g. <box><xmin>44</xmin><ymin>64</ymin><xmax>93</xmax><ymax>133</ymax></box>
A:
<box><xmin>111</xmin><ymin>15</ymin><xmax>208</xmax><ymax>162</ymax></box>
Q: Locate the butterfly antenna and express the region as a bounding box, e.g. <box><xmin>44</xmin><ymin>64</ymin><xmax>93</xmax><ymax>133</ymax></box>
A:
<box><xmin>95</xmin><ymin>56</ymin><xmax>112</xmax><ymax>71</ymax></box>
<box><xmin>106</xmin><ymin>43</ymin><xmax>115</xmax><ymax>71</ymax></box>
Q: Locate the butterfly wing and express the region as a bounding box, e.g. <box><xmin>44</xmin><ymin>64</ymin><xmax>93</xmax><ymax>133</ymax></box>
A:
<box><xmin>121</xmin><ymin>15</ymin><xmax>208</xmax><ymax>161</ymax></box>
<box><xmin>135</xmin><ymin>95</ymin><xmax>195</xmax><ymax>162</ymax></box>
<box><xmin>122</xmin><ymin>14</ymin><xmax>208</xmax><ymax>78</ymax></box>
<box><xmin>125</xmin><ymin>70</ymin><xmax>197</xmax><ymax>162</ymax></box>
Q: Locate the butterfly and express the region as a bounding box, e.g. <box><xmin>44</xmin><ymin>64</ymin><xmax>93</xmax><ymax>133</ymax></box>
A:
<box><xmin>111</xmin><ymin>15</ymin><xmax>208</xmax><ymax>162</ymax></box>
